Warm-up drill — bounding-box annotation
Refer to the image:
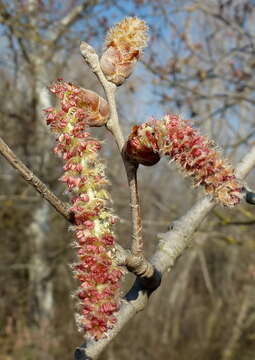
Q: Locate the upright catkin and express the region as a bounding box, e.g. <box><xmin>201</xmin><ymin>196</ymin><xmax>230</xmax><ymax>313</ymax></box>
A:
<box><xmin>126</xmin><ymin>115</ymin><xmax>243</xmax><ymax>207</ymax></box>
<box><xmin>100</xmin><ymin>17</ymin><xmax>148</xmax><ymax>85</ymax></box>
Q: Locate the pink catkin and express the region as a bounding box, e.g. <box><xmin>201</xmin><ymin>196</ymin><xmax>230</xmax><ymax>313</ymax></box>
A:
<box><xmin>126</xmin><ymin>114</ymin><xmax>244</xmax><ymax>207</ymax></box>
<box><xmin>45</xmin><ymin>79</ymin><xmax>123</xmax><ymax>340</ymax></box>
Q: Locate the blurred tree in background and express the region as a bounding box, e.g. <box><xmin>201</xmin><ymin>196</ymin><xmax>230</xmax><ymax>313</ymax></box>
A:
<box><xmin>0</xmin><ymin>1</ymin><xmax>255</xmax><ymax>359</ymax></box>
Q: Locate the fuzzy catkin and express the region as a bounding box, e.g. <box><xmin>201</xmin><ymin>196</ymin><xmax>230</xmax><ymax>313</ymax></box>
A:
<box><xmin>126</xmin><ymin>115</ymin><xmax>243</xmax><ymax>207</ymax></box>
<box><xmin>45</xmin><ymin>79</ymin><xmax>123</xmax><ymax>340</ymax></box>
<box><xmin>100</xmin><ymin>17</ymin><xmax>148</xmax><ymax>85</ymax></box>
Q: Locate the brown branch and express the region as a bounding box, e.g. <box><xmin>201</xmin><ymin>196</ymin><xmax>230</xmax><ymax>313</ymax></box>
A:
<box><xmin>126</xmin><ymin>162</ymin><xmax>143</xmax><ymax>257</ymax></box>
<box><xmin>0</xmin><ymin>132</ymin><xmax>137</xmax><ymax>269</ymax></box>
<box><xmin>0</xmin><ymin>136</ymin><xmax>72</xmax><ymax>222</ymax></box>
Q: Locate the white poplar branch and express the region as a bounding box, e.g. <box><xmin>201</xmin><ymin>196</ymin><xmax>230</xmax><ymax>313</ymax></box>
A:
<box><xmin>76</xmin><ymin>145</ymin><xmax>255</xmax><ymax>359</ymax></box>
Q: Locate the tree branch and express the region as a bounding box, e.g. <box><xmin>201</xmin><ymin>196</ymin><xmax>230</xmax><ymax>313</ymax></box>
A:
<box><xmin>152</xmin><ymin>145</ymin><xmax>255</xmax><ymax>274</ymax></box>
<box><xmin>76</xmin><ymin>145</ymin><xmax>255</xmax><ymax>359</ymax></box>
<box><xmin>50</xmin><ymin>1</ymin><xmax>99</xmax><ymax>47</ymax></box>
<box><xmin>80</xmin><ymin>42</ymin><xmax>124</xmax><ymax>150</ymax></box>
<box><xmin>0</xmin><ymin>136</ymin><xmax>72</xmax><ymax>222</ymax></box>
<box><xmin>0</xmin><ymin>130</ymin><xmax>145</xmax><ymax>273</ymax></box>
<box><xmin>0</xmin><ymin>136</ymin><xmax>139</xmax><ymax>275</ymax></box>
<box><xmin>80</xmin><ymin>42</ymin><xmax>151</xmax><ymax>276</ymax></box>
<box><xmin>127</xmin><ymin>163</ymin><xmax>143</xmax><ymax>257</ymax></box>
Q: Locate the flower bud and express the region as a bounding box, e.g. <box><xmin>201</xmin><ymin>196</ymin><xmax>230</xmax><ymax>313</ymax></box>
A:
<box><xmin>125</xmin><ymin>124</ymin><xmax>160</xmax><ymax>166</ymax></box>
<box><xmin>100</xmin><ymin>17</ymin><xmax>148</xmax><ymax>85</ymax></box>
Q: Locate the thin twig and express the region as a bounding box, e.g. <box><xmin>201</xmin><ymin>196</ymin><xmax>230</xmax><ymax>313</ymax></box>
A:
<box><xmin>221</xmin><ymin>286</ymin><xmax>252</xmax><ymax>360</ymax></box>
<box><xmin>0</xmin><ymin>132</ymin><xmax>140</xmax><ymax>270</ymax></box>
<box><xmin>0</xmin><ymin>136</ymin><xmax>72</xmax><ymax>222</ymax></box>
<box><xmin>0</xmin><ymin>135</ymin><xmax>134</xmax><ymax>272</ymax></box>
<box><xmin>80</xmin><ymin>42</ymin><xmax>148</xmax><ymax>268</ymax></box>
<box><xmin>126</xmin><ymin>162</ymin><xmax>143</xmax><ymax>257</ymax></box>
<box><xmin>49</xmin><ymin>1</ymin><xmax>99</xmax><ymax>48</ymax></box>
<box><xmin>80</xmin><ymin>42</ymin><xmax>124</xmax><ymax>150</ymax></box>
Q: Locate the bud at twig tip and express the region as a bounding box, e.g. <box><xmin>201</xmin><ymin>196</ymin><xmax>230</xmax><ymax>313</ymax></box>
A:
<box><xmin>80</xmin><ymin>41</ymin><xmax>96</xmax><ymax>56</ymax></box>
<box><xmin>100</xmin><ymin>17</ymin><xmax>149</xmax><ymax>85</ymax></box>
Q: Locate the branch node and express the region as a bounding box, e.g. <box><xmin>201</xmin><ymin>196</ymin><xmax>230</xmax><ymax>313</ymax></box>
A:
<box><xmin>126</xmin><ymin>254</ymin><xmax>155</xmax><ymax>279</ymax></box>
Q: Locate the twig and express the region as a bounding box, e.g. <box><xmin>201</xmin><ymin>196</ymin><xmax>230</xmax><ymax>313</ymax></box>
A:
<box><xmin>80</xmin><ymin>42</ymin><xmax>124</xmax><ymax>150</ymax></box>
<box><xmin>80</xmin><ymin>42</ymin><xmax>149</xmax><ymax>270</ymax></box>
<box><xmin>126</xmin><ymin>162</ymin><xmax>143</xmax><ymax>257</ymax></box>
<box><xmin>0</xmin><ymin>135</ymin><xmax>134</xmax><ymax>269</ymax></box>
<box><xmin>49</xmin><ymin>0</ymin><xmax>99</xmax><ymax>50</ymax></box>
<box><xmin>221</xmin><ymin>286</ymin><xmax>252</xmax><ymax>360</ymax></box>
<box><xmin>0</xmin><ymin>136</ymin><xmax>72</xmax><ymax>222</ymax></box>
<box><xmin>0</xmin><ymin>131</ymin><xmax>146</xmax><ymax>273</ymax></box>
<box><xmin>76</xmin><ymin>144</ymin><xmax>255</xmax><ymax>359</ymax></box>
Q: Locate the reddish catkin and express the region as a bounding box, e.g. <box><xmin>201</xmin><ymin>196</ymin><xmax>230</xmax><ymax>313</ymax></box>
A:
<box><xmin>44</xmin><ymin>79</ymin><xmax>123</xmax><ymax>340</ymax></box>
<box><xmin>100</xmin><ymin>17</ymin><xmax>148</xmax><ymax>85</ymax></box>
<box><xmin>126</xmin><ymin>115</ymin><xmax>244</xmax><ymax>207</ymax></box>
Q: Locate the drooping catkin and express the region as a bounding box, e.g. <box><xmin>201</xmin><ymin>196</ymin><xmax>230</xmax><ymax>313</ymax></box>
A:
<box><xmin>45</xmin><ymin>79</ymin><xmax>123</xmax><ymax>340</ymax></box>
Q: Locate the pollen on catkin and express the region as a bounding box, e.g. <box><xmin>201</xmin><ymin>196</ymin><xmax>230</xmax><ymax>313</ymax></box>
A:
<box><xmin>49</xmin><ymin>79</ymin><xmax>109</xmax><ymax>127</ymax></box>
<box><xmin>44</xmin><ymin>79</ymin><xmax>123</xmax><ymax>340</ymax></box>
<box><xmin>100</xmin><ymin>17</ymin><xmax>148</xmax><ymax>85</ymax></box>
<box><xmin>125</xmin><ymin>115</ymin><xmax>243</xmax><ymax>207</ymax></box>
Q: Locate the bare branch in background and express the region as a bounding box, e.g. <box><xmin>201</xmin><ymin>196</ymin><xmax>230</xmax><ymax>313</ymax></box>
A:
<box><xmin>50</xmin><ymin>0</ymin><xmax>99</xmax><ymax>45</ymax></box>
<box><xmin>0</xmin><ymin>136</ymin><xmax>71</xmax><ymax>222</ymax></box>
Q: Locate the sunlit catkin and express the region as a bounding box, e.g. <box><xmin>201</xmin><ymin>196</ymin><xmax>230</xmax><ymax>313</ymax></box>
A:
<box><xmin>126</xmin><ymin>115</ymin><xmax>243</xmax><ymax>207</ymax></box>
<box><xmin>45</xmin><ymin>79</ymin><xmax>123</xmax><ymax>340</ymax></box>
<box><xmin>100</xmin><ymin>17</ymin><xmax>148</xmax><ymax>85</ymax></box>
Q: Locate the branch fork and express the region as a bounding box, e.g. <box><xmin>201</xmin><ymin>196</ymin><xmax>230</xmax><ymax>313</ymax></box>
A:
<box><xmin>80</xmin><ymin>41</ymin><xmax>151</xmax><ymax>276</ymax></box>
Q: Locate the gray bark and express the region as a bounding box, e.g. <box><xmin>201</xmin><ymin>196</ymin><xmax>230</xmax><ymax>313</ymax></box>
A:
<box><xmin>27</xmin><ymin>63</ymin><xmax>54</xmax><ymax>325</ymax></box>
<box><xmin>26</xmin><ymin>201</ymin><xmax>54</xmax><ymax>324</ymax></box>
